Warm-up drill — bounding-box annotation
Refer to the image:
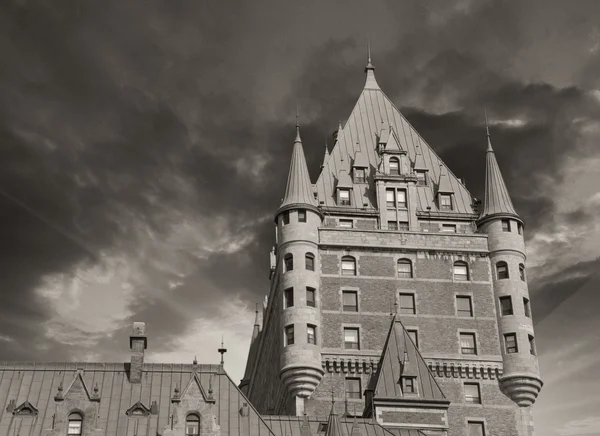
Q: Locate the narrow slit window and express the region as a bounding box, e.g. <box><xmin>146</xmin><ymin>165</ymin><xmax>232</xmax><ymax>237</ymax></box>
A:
<box><xmin>282</xmin><ymin>211</ymin><xmax>290</xmax><ymax>225</ymax></box>
<box><xmin>407</xmin><ymin>330</ymin><xmax>419</xmax><ymax>348</ymax></box>
<box><xmin>519</xmin><ymin>264</ymin><xmax>526</xmax><ymax>281</ymax></box>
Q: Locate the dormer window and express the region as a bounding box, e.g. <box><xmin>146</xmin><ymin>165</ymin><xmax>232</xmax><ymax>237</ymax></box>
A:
<box><xmin>401</xmin><ymin>376</ymin><xmax>416</xmax><ymax>394</ymax></box>
<box><xmin>186</xmin><ymin>414</ymin><xmax>200</xmax><ymax>436</ymax></box>
<box><xmin>439</xmin><ymin>194</ymin><xmax>453</xmax><ymax>211</ymax></box>
<box><xmin>68</xmin><ymin>413</ymin><xmax>83</xmax><ymax>436</ymax></box>
<box><xmin>416</xmin><ymin>171</ymin><xmax>427</xmax><ymax>186</ymax></box>
<box><xmin>389</xmin><ymin>158</ymin><xmax>400</xmax><ymax>176</ymax></box>
<box><xmin>354</xmin><ymin>168</ymin><xmax>365</xmax><ymax>183</ymax></box>
<box><xmin>338</xmin><ymin>189</ymin><xmax>351</xmax><ymax>206</ymax></box>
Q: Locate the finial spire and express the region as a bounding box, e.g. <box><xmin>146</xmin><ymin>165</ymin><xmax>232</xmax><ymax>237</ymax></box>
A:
<box><xmin>295</xmin><ymin>101</ymin><xmax>301</xmax><ymax>143</ymax></box>
<box><xmin>484</xmin><ymin>108</ymin><xmax>493</xmax><ymax>152</ymax></box>
<box><xmin>364</xmin><ymin>35</ymin><xmax>379</xmax><ymax>90</ymax></box>
<box><xmin>218</xmin><ymin>336</ymin><xmax>227</xmax><ymax>365</ymax></box>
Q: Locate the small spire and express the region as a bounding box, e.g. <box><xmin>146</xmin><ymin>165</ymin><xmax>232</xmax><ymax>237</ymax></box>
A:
<box><xmin>193</xmin><ymin>355</ymin><xmax>198</xmax><ymax>365</ymax></box>
<box><xmin>218</xmin><ymin>336</ymin><xmax>227</xmax><ymax>365</ymax></box>
<box><xmin>364</xmin><ymin>37</ymin><xmax>380</xmax><ymax>90</ymax></box>
<box><xmin>295</xmin><ymin>102</ymin><xmax>301</xmax><ymax>143</ymax></box>
<box><xmin>484</xmin><ymin>108</ymin><xmax>493</xmax><ymax>152</ymax></box>
<box><xmin>322</xmin><ymin>141</ymin><xmax>330</xmax><ymax>170</ymax></box>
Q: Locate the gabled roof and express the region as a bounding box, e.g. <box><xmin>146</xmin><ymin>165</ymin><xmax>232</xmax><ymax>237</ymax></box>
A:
<box><xmin>382</xmin><ymin>128</ymin><xmax>405</xmax><ymax>154</ymax></box>
<box><xmin>315</xmin><ymin>61</ymin><xmax>474</xmax><ymax>214</ymax></box>
<box><xmin>262</xmin><ymin>416</ymin><xmax>427</xmax><ymax>436</ymax></box>
<box><xmin>371</xmin><ymin>317</ymin><xmax>447</xmax><ymax>403</ymax></box>
<box><xmin>352</xmin><ymin>150</ymin><xmax>368</xmax><ymax>168</ymax></box>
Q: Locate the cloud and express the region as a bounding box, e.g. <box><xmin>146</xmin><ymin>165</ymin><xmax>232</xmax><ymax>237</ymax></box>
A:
<box><xmin>557</xmin><ymin>417</ymin><xmax>600</xmax><ymax>436</ymax></box>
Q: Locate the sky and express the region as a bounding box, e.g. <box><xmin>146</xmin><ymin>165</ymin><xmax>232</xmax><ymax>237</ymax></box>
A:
<box><xmin>0</xmin><ymin>0</ymin><xmax>599</xmax><ymax>434</ymax></box>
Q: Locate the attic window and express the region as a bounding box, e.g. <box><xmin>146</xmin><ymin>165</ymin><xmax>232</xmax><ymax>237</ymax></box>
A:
<box><xmin>354</xmin><ymin>168</ymin><xmax>365</xmax><ymax>183</ymax></box>
<box><xmin>338</xmin><ymin>189</ymin><xmax>351</xmax><ymax>206</ymax></box>
<box><xmin>439</xmin><ymin>194</ymin><xmax>453</xmax><ymax>211</ymax></box>
<box><xmin>401</xmin><ymin>376</ymin><xmax>416</xmax><ymax>394</ymax></box>
<box><xmin>416</xmin><ymin>171</ymin><xmax>427</xmax><ymax>186</ymax></box>
<box><xmin>130</xmin><ymin>408</ymin><xmax>146</xmax><ymax>416</ymax></box>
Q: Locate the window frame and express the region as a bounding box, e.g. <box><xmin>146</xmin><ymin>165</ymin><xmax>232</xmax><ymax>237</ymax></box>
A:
<box><xmin>298</xmin><ymin>209</ymin><xmax>307</xmax><ymax>223</ymax></box>
<box><xmin>456</xmin><ymin>295</ymin><xmax>473</xmax><ymax>317</ymax></box>
<box><xmin>67</xmin><ymin>412</ymin><xmax>83</xmax><ymax>436</ymax></box>
<box><xmin>338</xmin><ymin>189</ymin><xmax>351</xmax><ymax>206</ymax></box>
<box><xmin>453</xmin><ymin>261</ymin><xmax>469</xmax><ymax>281</ymax></box>
<box><xmin>354</xmin><ymin>168</ymin><xmax>366</xmax><ymax>183</ymax></box>
<box><xmin>467</xmin><ymin>421</ymin><xmax>486</xmax><ymax>436</ymax></box>
<box><xmin>501</xmin><ymin>219</ymin><xmax>511</xmax><ymax>232</ymax></box>
<box><xmin>441</xmin><ymin>224</ymin><xmax>457</xmax><ymax>233</ymax></box>
<box><xmin>306</xmin><ymin>287</ymin><xmax>316</xmax><ymax>308</ymax></box>
<box><xmin>397</xmin><ymin>259</ymin><xmax>413</xmax><ymax>278</ymax></box>
<box><xmin>496</xmin><ymin>261</ymin><xmax>509</xmax><ymax>280</ymax></box>
<box><xmin>282</xmin><ymin>211</ymin><xmax>290</xmax><ymax>225</ymax></box>
<box><xmin>284</xmin><ymin>253</ymin><xmax>293</xmax><ymax>272</ymax></box>
<box><xmin>460</xmin><ymin>332</ymin><xmax>477</xmax><ymax>355</ymax></box>
<box><xmin>186</xmin><ymin>413</ymin><xmax>200</xmax><ymax>436</ymax></box>
<box><xmin>339</xmin><ymin>219</ymin><xmax>353</xmax><ymax>228</ymax></box>
<box><xmin>401</xmin><ymin>376</ymin><xmax>416</xmax><ymax>394</ymax></box>
<box><xmin>528</xmin><ymin>334</ymin><xmax>536</xmax><ymax>355</ymax></box>
<box><xmin>345</xmin><ymin>377</ymin><xmax>362</xmax><ymax>399</ymax></box>
<box><xmin>499</xmin><ymin>296</ymin><xmax>513</xmax><ymax>316</ymax></box>
<box><xmin>341</xmin><ymin>256</ymin><xmax>357</xmax><ymax>276</ymax></box>
<box><xmin>388</xmin><ymin>221</ymin><xmax>398</xmax><ymax>231</ymax></box>
<box><xmin>464</xmin><ymin>382</ymin><xmax>481</xmax><ymax>404</ymax></box>
<box><xmin>284</xmin><ymin>325</ymin><xmax>295</xmax><ymax>346</ymax></box>
<box><xmin>399</xmin><ymin>292</ymin><xmax>416</xmax><ymax>315</ymax></box>
<box><xmin>397</xmin><ymin>189</ymin><xmax>407</xmax><ymax>208</ymax></box>
<box><xmin>342</xmin><ymin>291</ymin><xmax>358</xmax><ymax>312</ymax></box>
<box><xmin>307</xmin><ymin>324</ymin><xmax>317</xmax><ymax>345</ymax></box>
<box><xmin>343</xmin><ymin>327</ymin><xmax>360</xmax><ymax>350</ymax></box>
<box><xmin>389</xmin><ymin>157</ymin><xmax>400</xmax><ymax>175</ymax></box>
<box><xmin>406</xmin><ymin>329</ymin><xmax>419</xmax><ymax>349</ymax></box>
<box><xmin>284</xmin><ymin>288</ymin><xmax>294</xmax><ymax>308</ymax></box>
<box><xmin>386</xmin><ymin>189</ymin><xmax>396</xmax><ymax>208</ymax></box>
<box><xmin>523</xmin><ymin>297</ymin><xmax>531</xmax><ymax>318</ymax></box>
<box><xmin>504</xmin><ymin>333</ymin><xmax>518</xmax><ymax>354</ymax></box>
<box><xmin>519</xmin><ymin>263</ymin><xmax>526</xmax><ymax>281</ymax></box>
<box><xmin>416</xmin><ymin>171</ymin><xmax>427</xmax><ymax>186</ymax></box>
<box><xmin>305</xmin><ymin>253</ymin><xmax>315</xmax><ymax>271</ymax></box>
<box><xmin>398</xmin><ymin>221</ymin><xmax>409</xmax><ymax>231</ymax></box>
<box><xmin>439</xmin><ymin>194</ymin><xmax>453</xmax><ymax>211</ymax></box>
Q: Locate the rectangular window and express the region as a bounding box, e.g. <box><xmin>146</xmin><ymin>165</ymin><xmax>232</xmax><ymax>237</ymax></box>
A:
<box><xmin>386</xmin><ymin>189</ymin><xmax>396</xmax><ymax>208</ymax></box>
<box><xmin>339</xmin><ymin>189</ymin><xmax>351</xmax><ymax>206</ymax></box>
<box><xmin>504</xmin><ymin>333</ymin><xmax>518</xmax><ymax>354</ymax></box>
<box><xmin>468</xmin><ymin>421</ymin><xmax>485</xmax><ymax>436</ymax></box>
<box><xmin>342</xmin><ymin>291</ymin><xmax>358</xmax><ymax>312</ymax></box>
<box><xmin>298</xmin><ymin>209</ymin><xmax>307</xmax><ymax>223</ymax></box>
<box><xmin>305</xmin><ymin>254</ymin><xmax>315</xmax><ymax>271</ymax></box>
<box><xmin>518</xmin><ymin>223</ymin><xmax>523</xmax><ymax>235</ymax></box>
<box><xmin>440</xmin><ymin>194</ymin><xmax>452</xmax><ymax>211</ymax></box>
<box><xmin>399</xmin><ymin>293</ymin><xmax>416</xmax><ymax>315</ymax></box>
<box><xmin>456</xmin><ymin>296</ymin><xmax>473</xmax><ymax>317</ymax></box>
<box><xmin>441</xmin><ymin>224</ymin><xmax>457</xmax><ymax>233</ymax></box>
<box><xmin>398</xmin><ymin>221</ymin><xmax>409</xmax><ymax>231</ymax></box>
<box><xmin>68</xmin><ymin>422</ymin><xmax>82</xmax><ymax>436</ymax></box>
<box><xmin>397</xmin><ymin>190</ymin><xmax>407</xmax><ymax>208</ymax></box>
<box><xmin>502</xmin><ymin>219</ymin><xmax>511</xmax><ymax>232</ymax></box>
<box><xmin>388</xmin><ymin>221</ymin><xmax>398</xmax><ymax>231</ymax></box>
<box><xmin>523</xmin><ymin>298</ymin><xmax>531</xmax><ymax>318</ymax></box>
<box><xmin>354</xmin><ymin>168</ymin><xmax>365</xmax><ymax>183</ymax></box>
<box><xmin>306</xmin><ymin>288</ymin><xmax>316</xmax><ymax>307</ymax></box>
<box><xmin>344</xmin><ymin>328</ymin><xmax>360</xmax><ymax>350</ymax></box>
<box><xmin>402</xmin><ymin>377</ymin><xmax>416</xmax><ymax>394</ymax></box>
<box><xmin>416</xmin><ymin>171</ymin><xmax>427</xmax><ymax>186</ymax></box>
<box><xmin>497</xmin><ymin>263</ymin><xmax>509</xmax><ymax>279</ymax></box>
<box><xmin>499</xmin><ymin>296</ymin><xmax>513</xmax><ymax>316</ymax></box>
<box><xmin>529</xmin><ymin>335</ymin><xmax>536</xmax><ymax>355</ymax></box>
<box><xmin>345</xmin><ymin>378</ymin><xmax>362</xmax><ymax>399</ymax></box>
<box><xmin>284</xmin><ymin>288</ymin><xmax>294</xmax><ymax>308</ymax></box>
<box><xmin>285</xmin><ymin>325</ymin><xmax>294</xmax><ymax>346</ymax></box>
<box><xmin>282</xmin><ymin>211</ymin><xmax>290</xmax><ymax>225</ymax></box>
<box><xmin>339</xmin><ymin>219</ymin><xmax>353</xmax><ymax>228</ymax></box>
<box><xmin>307</xmin><ymin>325</ymin><xmax>316</xmax><ymax>345</ymax></box>
<box><xmin>407</xmin><ymin>329</ymin><xmax>419</xmax><ymax>348</ymax></box>
<box><xmin>454</xmin><ymin>264</ymin><xmax>469</xmax><ymax>281</ymax></box>
<box><xmin>460</xmin><ymin>333</ymin><xmax>477</xmax><ymax>355</ymax></box>
<box><xmin>464</xmin><ymin>383</ymin><xmax>481</xmax><ymax>404</ymax></box>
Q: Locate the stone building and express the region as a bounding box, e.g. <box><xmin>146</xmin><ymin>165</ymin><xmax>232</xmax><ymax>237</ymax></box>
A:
<box><xmin>0</xmin><ymin>56</ymin><xmax>542</xmax><ymax>436</ymax></box>
<box><xmin>240</xmin><ymin>55</ymin><xmax>543</xmax><ymax>436</ymax></box>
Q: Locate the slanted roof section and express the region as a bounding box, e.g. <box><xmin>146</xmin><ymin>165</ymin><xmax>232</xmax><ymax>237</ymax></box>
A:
<box><xmin>315</xmin><ymin>63</ymin><xmax>474</xmax><ymax>214</ymax></box>
<box><xmin>352</xmin><ymin>150</ymin><xmax>368</xmax><ymax>168</ymax></box>
<box><xmin>277</xmin><ymin>125</ymin><xmax>319</xmax><ymax>218</ymax></box>
<box><xmin>382</xmin><ymin>128</ymin><xmax>404</xmax><ymax>154</ymax></box>
<box><xmin>372</xmin><ymin>318</ymin><xmax>447</xmax><ymax>402</ymax></box>
<box><xmin>437</xmin><ymin>165</ymin><xmax>454</xmax><ymax>194</ymax></box>
<box><xmin>262</xmin><ymin>416</ymin><xmax>427</xmax><ymax>436</ymax></box>
<box><xmin>479</xmin><ymin>127</ymin><xmax>519</xmax><ymax>222</ymax></box>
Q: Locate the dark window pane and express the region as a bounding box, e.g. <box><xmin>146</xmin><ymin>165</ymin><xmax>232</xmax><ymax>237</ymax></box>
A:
<box><xmin>456</xmin><ymin>296</ymin><xmax>473</xmax><ymax>317</ymax></box>
<box><xmin>342</xmin><ymin>291</ymin><xmax>358</xmax><ymax>312</ymax></box>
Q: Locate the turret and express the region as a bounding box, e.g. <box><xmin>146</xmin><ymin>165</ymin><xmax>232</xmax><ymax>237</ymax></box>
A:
<box><xmin>275</xmin><ymin>119</ymin><xmax>324</xmax><ymax>413</ymax></box>
<box><xmin>477</xmin><ymin>116</ymin><xmax>542</xmax><ymax>407</ymax></box>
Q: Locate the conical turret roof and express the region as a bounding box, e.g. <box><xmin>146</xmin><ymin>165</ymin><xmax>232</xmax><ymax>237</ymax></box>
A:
<box><xmin>277</xmin><ymin>124</ymin><xmax>320</xmax><ymax>219</ymax></box>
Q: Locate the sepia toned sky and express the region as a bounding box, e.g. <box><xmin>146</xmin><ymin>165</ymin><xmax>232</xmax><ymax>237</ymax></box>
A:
<box><xmin>1</xmin><ymin>0</ymin><xmax>599</xmax><ymax>434</ymax></box>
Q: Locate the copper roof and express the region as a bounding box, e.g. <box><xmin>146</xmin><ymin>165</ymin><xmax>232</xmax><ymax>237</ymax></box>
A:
<box><xmin>315</xmin><ymin>65</ymin><xmax>474</xmax><ymax>214</ymax></box>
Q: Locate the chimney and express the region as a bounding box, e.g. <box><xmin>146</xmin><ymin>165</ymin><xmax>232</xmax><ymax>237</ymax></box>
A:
<box><xmin>129</xmin><ymin>322</ymin><xmax>147</xmax><ymax>383</ymax></box>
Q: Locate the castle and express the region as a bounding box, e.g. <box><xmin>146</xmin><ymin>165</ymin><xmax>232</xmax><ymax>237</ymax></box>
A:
<box><xmin>0</xmin><ymin>57</ymin><xmax>542</xmax><ymax>436</ymax></box>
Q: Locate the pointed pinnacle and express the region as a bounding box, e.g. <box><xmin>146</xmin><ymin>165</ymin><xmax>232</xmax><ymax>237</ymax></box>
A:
<box><xmin>295</xmin><ymin>103</ymin><xmax>301</xmax><ymax>143</ymax></box>
<box><xmin>484</xmin><ymin>108</ymin><xmax>493</xmax><ymax>152</ymax></box>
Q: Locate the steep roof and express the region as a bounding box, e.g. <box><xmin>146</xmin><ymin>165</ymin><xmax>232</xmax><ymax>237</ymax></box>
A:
<box><xmin>262</xmin><ymin>416</ymin><xmax>427</xmax><ymax>436</ymax></box>
<box><xmin>371</xmin><ymin>318</ymin><xmax>447</xmax><ymax>403</ymax></box>
<box><xmin>277</xmin><ymin>125</ymin><xmax>319</xmax><ymax>218</ymax></box>
<box><xmin>315</xmin><ymin>60</ymin><xmax>474</xmax><ymax>214</ymax></box>
<box><xmin>479</xmin><ymin>124</ymin><xmax>519</xmax><ymax>222</ymax></box>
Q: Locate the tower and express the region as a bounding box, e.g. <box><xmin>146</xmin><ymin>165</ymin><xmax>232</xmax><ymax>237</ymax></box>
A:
<box><xmin>275</xmin><ymin>120</ymin><xmax>324</xmax><ymax>414</ymax></box>
<box><xmin>476</xmin><ymin>118</ymin><xmax>543</xmax><ymax>409</ymax></box>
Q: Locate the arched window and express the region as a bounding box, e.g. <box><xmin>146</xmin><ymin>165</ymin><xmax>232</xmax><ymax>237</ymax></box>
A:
<box><xmin>341</xmin><ymin>256</ymin><xmax>356</xmax><ymax>276</ymax></box>
<box><xmin>519</xmin><ymin>264</ymin><xmax>526</xmax><ymax>281</ymax></box>
<box><xmin>453</xmin><ymin>261</ymin><xmax>469</xmax><ymax>281</ymax></box>
<box><xmin>397</xmin><ymin>259</ymin><xmax>413</xmax><ymax>278</ymax></box>
<box><xmin>305</xmin><ymin>253</ymin><xmax>315</xmax><ymax>271</ymax></box>
<box><xmin>67</xmin><ymin>412</ymin><xmax>83</xmax><ymax>436</ymax></box>
<box><xmin>496</xmin><ymin>261</ymin><xmax>509</xmax><ymax>280</ymax></box>
<box><xmin>186</xmin><ymin>413</ymin><xmax>200</xmax><ymax>436</ymax></box>
<box><xmin>389</xmin><ymin>158</ymin><xmax>400</xmax><ymax>176</ymax></box>
<box><xmin>284</xmin><ymin>253</ymin><xmax>293</xmax><ymax>272</ymax></box>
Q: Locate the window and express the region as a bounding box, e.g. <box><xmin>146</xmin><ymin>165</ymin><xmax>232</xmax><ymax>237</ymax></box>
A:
<box><xmin>416</xmin><ymin>171</ymin><xmax>427</xmax><ymax>186</ymax></box>
<box><xmin>467</xmin><ymin>421</ymin><xmax>486</xmax><ymax>436</ymax></box>
<box><xmin>407</xmin><ymin>330</ymin><xmax>419</xmax><ymax>348</ymax></box>
<box><xmin>339</xmin><ymin>189</ymin><xmax>351</xmax><ymax>206</ymax></box>
<box><xmin>307</xmin><ymin>325</ymin><xmax>316</xmax><ymax>345</ymax></box>
<box><xmin>306</xmin><ymin>288</ymin><xmax>316</xmax><ymax>307</ymax></box>
<box><xmin>399</xmin><ymin>293</ymin><xmax>416</xmax><ymax>315</ymax></box>
<box><xmin>389</xmin><ymin>158</ymin><xmax>400</xmax><ymax>175</ymax></box>
<box><xmin>388</xmin><ymin>221</ymin><xmax>398</xmax><ymax>230</ymax></box>
<box><xmin>504</xmin><ymin>333</ymin><xmax>518</xmax><ymax>354</ymax></box>
<box><xmin>67</xmin><ymin>413</ymin><xmax>83</xmax><ymax>436</ymax></box>
<box><xmin>402</xmin><ymin>377</ymin><xmax>416</xmax><ymax>394</ymax></box>
<box><xmin>523</xmin><ymin>297</ymin><xmax>531</xmax><ymax>318</ymax></box>
<box><xmin>518</xmin><ymin>223</ymin><xmax>523</xmax><ymax>235</ymax></box>
<box><xmin>284</xmin><ymin>288</ymin><xmax>294</xmax><ymax>308</ymax></box>
<box><xmin>342</xmin><ymin>291</ymin><xmax>358</xmax><ymax>312</ymax></box>
<box><xmin>501</xmin><ymin>219</ymin><xmax>511</xmax><ymax>232</ymax></box>
<box><xmin>441</xmin><ymin>224</ymin><xmax>457</xmax><ymax>233</ymax></box>
<box><xmin>529</xmin><ymin>335</ymin><xmax>536</xmax><ymax>355</ymax></box>
<box><xmin>386</xmin><ymin>189</ymin><xmax>396</xmax><ymax>208</ymax></box>
<box><xmin>453</xmin><ymin>261</ymin><xmax>469</xmax><ymax>281</ymax></box>
<box><xmin>439</xmin><ymin>194</ymin><xmax>453</xmax><ymax>211</ymax></box>
<box><xmin>285</xmin><ymin>325</ymin><xmax>295</xmax><ymax>346</ymax></box>
<box><xmin>397</xmin><ymin>190</ymin><xmax>407</xmax><ymax>208</ymax></box>
<box><xmin>397</xmin><ymin>259</ymin><xmax>413</xmax><ymax>278</ymax></box>
<box><xmin>464</xmin><ymin>383</ymin><xmax>481</xmax><ymax>404</ymax></box>
<box><xmin>341</xmin><ymin>256</ymin><xmax>356</xmax><ymax>276</ymax></box>
<box><xmin>519</xmin><ymin>264</ymin><xmax>526</xmax><ymax>281</ymax></box>
<box><xmin>354</xmin><ymin>168</ymin><xmax>365</xmax><ymax>183</ymax></box>
<box><xmin>344</xmin><ymin>328</ymin><xmax>360</xmax><ymax>349</ymax></box>
<box><xmin>499</xmin><ymin>296</ymin><xmax>513</xmax><ymax>316</ymax></box>
<box><xmin>284</xmin><ymin>253</ymin><xmax>293</xmax><ymax>272</ymax></box>
<box><xmin>345</xmin><ymin>378</ymin><xmax>362</xmax><ymax>399</ymax></box>
<box><xmin>399</xmin><ymin>221</ymin><xmax>409</xmax><ymax>231</ymax></box>
<box><xmin>339</xmin><ymin>219</ymin><xmax>353</xmax><ymax>228</ymax></box>
<box><xmin>282</xmin><ymin>211</ymin><xmax>290</xmax><ymax>225</ymax></box>
<box><xmin>456</xmin><ymin>296</ymin><xmax>473</xmax><ymax>317</ymax></box>
<box><xmin>186</xmin><ymin>414</ymin><xmax>200</xmax><ymax>436</ymax></box>
<box><xmin>460</xmin><ymin>333</ymin><xmax>477</xmax><ymax>355</ymax></box>
<box><xmin>298</xmin><ymin>209</ymin><xmax>307</xmax><ymax>223</ymax></box>
<box><xmin>305</xmin><ymin>253</ymin><xmax>315</xmax><ymax>271</ymax></box>
<box><xmin>496</xmin><ymin>261</ymin><xmax>509</xmax><ymax>279</ymax></box>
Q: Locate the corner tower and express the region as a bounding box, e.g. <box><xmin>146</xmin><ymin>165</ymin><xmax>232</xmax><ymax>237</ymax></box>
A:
<box><xmin>275</xmin><ymin>121</ymin><xmax>324</xmax><ymax>413</ymax></box>
<box><xmin>476</xmin><ymin>118</ymin><xmax>543</xmax><ymax>408</ymax></box>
